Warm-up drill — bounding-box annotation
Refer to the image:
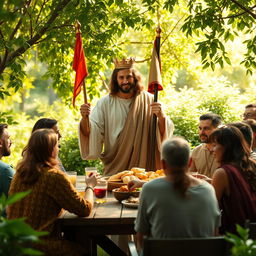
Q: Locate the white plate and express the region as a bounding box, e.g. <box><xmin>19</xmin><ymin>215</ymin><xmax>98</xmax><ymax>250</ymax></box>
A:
<box><xmin>121</xmin><ymin>200</ymin><xmax>139</xmax><ymax>208</ymax></box>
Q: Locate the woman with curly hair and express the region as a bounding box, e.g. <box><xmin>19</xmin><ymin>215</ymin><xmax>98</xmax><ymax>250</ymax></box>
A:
<box><xmin>211</xmin><ymin>125</ymin><xmax>256</xmax><ymax>234</ymax></box>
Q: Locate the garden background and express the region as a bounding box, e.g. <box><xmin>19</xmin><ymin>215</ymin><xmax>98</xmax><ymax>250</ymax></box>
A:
<box><xmin>0</xmin><ymin>0</ymin><xmax>255</xmax><ymax>175</ymax></box>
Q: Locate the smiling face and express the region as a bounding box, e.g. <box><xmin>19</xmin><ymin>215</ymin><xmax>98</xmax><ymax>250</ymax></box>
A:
<box><xmin>116</xmin><ymin>69</ymin><xmax>135</xmax><ymax>94</ymax></box>
<box><xmin>198</xmin><ymin>119</ymin><xmax>217</xmax><ymax>143</ymax></box>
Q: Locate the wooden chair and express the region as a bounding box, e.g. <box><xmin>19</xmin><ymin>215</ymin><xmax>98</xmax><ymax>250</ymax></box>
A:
<box><xmin>128</xmin><ymin>237</ymin><xmax>229</xmax><ymax>256</ymax></box>
<box><xmin>249</xmin><ymin>222</ymin><xmax>256</xmax><ymax>240</ymax></box>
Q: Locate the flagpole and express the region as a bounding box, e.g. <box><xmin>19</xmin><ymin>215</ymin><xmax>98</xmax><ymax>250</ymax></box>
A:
<box><xmin>75</xmin><ymin>21</ymin><xmax>90</xmax><ymax>135</ymax></box>
<box><xmin>150</xmin><ymin>26</ymin><xmax>161</xmax><ymax>171</ymax></box>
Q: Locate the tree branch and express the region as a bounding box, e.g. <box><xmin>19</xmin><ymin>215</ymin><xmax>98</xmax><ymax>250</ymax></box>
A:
<box><xmin>35</xmin><ymin>0</ymin><xmax>48</xmax><ymax>25</ymax></box>
<box><xmin>161</xmin><ymin>14</ymin><xmax>186</xmax><ymax>47</ymax></box>
<box><xmin>221</xmin><ymin>5</ymin><xmax>256</xmax><ymax>19</ymax></box>
<box><xmin>229</xmin><ymin>0</ymin><xmax>256</xmax><ymax>19</ymax></box>
<box><xmin>46</xmin><ymin>23</ymin><xmax>73</xmax><ymax>32</ymax></box>
<box><xmin>9</xmin><ymin>0</ymin><xmax>32</xmax><ymax>40</ymax></box>
<box><xmin>2</xmin><ymin>0</ymin><xmax>72</xmax><ymax>73</ymax></box>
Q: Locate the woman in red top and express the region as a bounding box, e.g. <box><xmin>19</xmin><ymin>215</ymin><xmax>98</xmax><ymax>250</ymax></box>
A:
<box><xmin>211</xmin><ymin>125</ymin><xmax>256</xmax><ymax>234</ymax></box>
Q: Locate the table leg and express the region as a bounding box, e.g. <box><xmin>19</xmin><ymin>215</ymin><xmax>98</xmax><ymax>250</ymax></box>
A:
<box><xmin>93</xmin><ymin>235</ymin><xmax>127</xmax><ymax>256</ymax></box>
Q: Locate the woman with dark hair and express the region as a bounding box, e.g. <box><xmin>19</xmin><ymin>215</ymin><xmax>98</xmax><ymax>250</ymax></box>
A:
<box><xmin>211</xmin><ymin>125</ymin><xmax>256</xmax><ymax>234</ymax></box>
<box><xmin>8</xmin><ymin>129</ymin><xmax>97</xmax><ymax>256</ymax></box>
<box><xmin>31</xmin><ymin>118</ymin><xmax>65</xmax><ymax>172</ymax></box>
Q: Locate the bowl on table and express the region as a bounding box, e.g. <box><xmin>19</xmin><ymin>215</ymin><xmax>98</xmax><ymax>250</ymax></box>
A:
<box><xmin>112</xmin><ymin>188</ymin><xmax>140</xmax><ymax>202</ymax></box>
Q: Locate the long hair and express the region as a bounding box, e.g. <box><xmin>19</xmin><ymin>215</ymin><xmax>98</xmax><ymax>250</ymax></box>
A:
<box><xmin>210</xmin><ymin>125</ymin><xmax>256</xmax><ymax>191</ymax></box>
<box><xmin>109</xmin><ymin>68</ymin><xmax>144</xmax><ymax>95</ymax></box>
<box><xmin>16</xmin><ymin>129</ymin><xmax>59</xmax><ymax>184</ymax></box>
<box><xmin>32</xmin><ymin>118</ymin><xmax>57</xmax><ymax>132</ymax></box>
<box><xmin>162</xmin><ymin>137</ymin><xmax>191</xmax><ymax>197</ymax></box>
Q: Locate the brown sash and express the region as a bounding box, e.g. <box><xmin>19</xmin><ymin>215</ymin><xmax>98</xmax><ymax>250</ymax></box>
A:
<box><xmin>101</xmin><ymin>91</ymin><xmax>161</xmax><ymax>175</ymax></box>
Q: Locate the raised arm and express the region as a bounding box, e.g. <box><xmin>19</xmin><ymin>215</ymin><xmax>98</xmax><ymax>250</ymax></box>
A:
<box><xmin>80</xmin><ymin>103</ymin><xmax>91</xmax><ymax>137</ymax></box>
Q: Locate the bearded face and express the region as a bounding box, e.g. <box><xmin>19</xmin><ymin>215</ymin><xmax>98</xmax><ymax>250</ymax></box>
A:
<box><xmin>2</xmin><ymin>140</ymin><xmax>11</xmax><ymax>156</ymax></box>
<box><xmin>198</xmin><ymin>120</ymin><xmax>216</xmax><ymax>143</ymax></box>
<box><xmin>116</xmin><ymin>69</ymin><xmax>135</xmax><ymax>94</ymax></box>
<box><xmin>0</xmin><ymin>128</ymin><xmax>11</xmax><ymax>157</ymax></box>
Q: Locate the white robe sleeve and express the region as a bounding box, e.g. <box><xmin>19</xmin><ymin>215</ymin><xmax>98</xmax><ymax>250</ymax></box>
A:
<box><xmin>156</xmin><ymin>116</ymin><xmax>174</xmax><ymax>152</ymax></box>
<box><xmin>78</xmin><ymin>100</ymin><xmax>105</xmax><ymax>160</ymax></box>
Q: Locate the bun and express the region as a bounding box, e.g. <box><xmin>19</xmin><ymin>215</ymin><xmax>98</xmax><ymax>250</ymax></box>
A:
<box><xmin>122</xmin><ymin>176</ymin><xmax>131</xmax><ymax>184</ymax></box>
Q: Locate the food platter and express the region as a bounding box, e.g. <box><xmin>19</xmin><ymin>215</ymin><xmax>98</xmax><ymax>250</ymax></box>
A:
<box><xmin>121</xmin><ymin>199</ymin><xmax>139</xmax><ymax>208</ymax></box>
<box><xmin>107</xmin><ymin>181</ymin><xmax>125</xmax><ymax>191</ymax></box>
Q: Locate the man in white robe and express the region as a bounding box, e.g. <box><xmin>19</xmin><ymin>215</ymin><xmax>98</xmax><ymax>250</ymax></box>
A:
<box><xmin>79</xmin><ymin>58</ymin><xmax>174</xmax><ymax>175</ymax></box>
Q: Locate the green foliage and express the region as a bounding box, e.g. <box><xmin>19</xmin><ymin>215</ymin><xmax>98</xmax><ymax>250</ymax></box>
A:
<box><xmin>59</xmin><ymin>133</ymin><xmax>103</xmax><ymax>175</ymax></box>
<box><xmin>0</xmin><ymin>191</ymin><xmax>47</xmax><ymax>256</ymax></box>
<box><xmin>143</xmin><ymin>0</ymin><xmax>256</xmax><ymax>72</ymax></box>
<box><xmin>0</xmin><ymin>0</ymin><xmax>152</xmax><ymax>101</ymax></box>
<box><xmin>225</xmin><ymin>225</ymin><xmax>256</xmax><ymax>256</ymax></box>
<box><xmin>0</xmin><ymin>111</ymin><xmax>18</xmax><ymax>125</ymax></box>
<box><xmin>162</xmin><ymin>76</ymin><xmax>241</xmax><ymax>147</ymax></box>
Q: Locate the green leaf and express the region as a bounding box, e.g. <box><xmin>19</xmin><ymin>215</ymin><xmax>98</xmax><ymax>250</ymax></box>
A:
<box><xmin>6</xmin><ymin>190</ymin><xmax>31</xmax><ymax>206</ymax></box>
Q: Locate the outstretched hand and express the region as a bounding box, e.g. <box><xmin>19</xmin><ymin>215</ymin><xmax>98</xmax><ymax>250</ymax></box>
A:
<box><xmin>127</xmin><ymin>179</ymin><xmax>144</xmax><ymax>191</ymax></box>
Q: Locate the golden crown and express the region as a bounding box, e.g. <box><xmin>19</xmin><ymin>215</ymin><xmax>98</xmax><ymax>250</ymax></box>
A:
<box><xmin>114</xmin><ymin>57</ymin><xmax>135</xmax><ymax>69</ymax></box>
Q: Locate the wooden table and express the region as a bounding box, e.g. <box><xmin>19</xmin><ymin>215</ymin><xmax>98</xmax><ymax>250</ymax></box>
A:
<box><xmin>57</xmin><ymin>176</ymin><xmax>138</xmax><ymax>256</ymax></box>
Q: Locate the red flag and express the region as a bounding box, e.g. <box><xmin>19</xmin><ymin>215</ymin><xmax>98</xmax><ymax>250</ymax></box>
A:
<box><xmin>72</xmin><ymin>32</ymin><xmax>88</xmax><ymax>107</ymax></box>
<box><xmin>148</xmin><ymin>38</ymin><xmax>163</xmax><ymax>94</ymax></box>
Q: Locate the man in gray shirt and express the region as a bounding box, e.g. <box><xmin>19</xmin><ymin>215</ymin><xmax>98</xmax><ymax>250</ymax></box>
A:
<box><xmin>135</xmin><ymin>137</ymin><xmax>220</xmax><ymax>252</ymax></box>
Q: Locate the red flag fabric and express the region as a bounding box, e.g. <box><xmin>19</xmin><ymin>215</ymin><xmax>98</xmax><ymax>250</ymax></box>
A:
<box><xmin>72</xmin><ymin>32</ymin><xmax>88</xmax><ymax>107</ymax></box>
<box><xmin>148</xmin><ymin>39</ymin><xmax>163</xmax><ymax>94</ymax></box>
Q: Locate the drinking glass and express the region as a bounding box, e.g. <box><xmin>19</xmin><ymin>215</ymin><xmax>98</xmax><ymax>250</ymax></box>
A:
<box><xmin>85</xmin><ymin>167</ymin><xmax>98</xmax><ymax>177</ymax></box>
<box><xmin>67</xmin><ymin>171</ymin><xmax>77</xmax><ymax>187</ymax></box>
<box><xmin>94</xmin><ymin>179</ymin><xmax>107</xmax><ymax>204</ymax></box>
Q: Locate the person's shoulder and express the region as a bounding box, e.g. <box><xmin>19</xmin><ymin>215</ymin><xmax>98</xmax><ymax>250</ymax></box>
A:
<box><xmin>140</xmin><ymin>90</ymin><xmax>153</xmax><ymax>99</ymax></box>
<box><xmin>190</xmin><ymin>180</ymin><xmax>215</xmax><ymax>197</ymax></box>
<box><xmin>144</xmin><ymin>177</ymin><xmax>165</xmax><ymax>189</ymax></box>
<box><xmin>191</xmin><ymin>144</ymin><xmax>204</xmax><ymax>154</ymax></box>
<box><xmin>47</xmin><ymin>167</ymin><xmax>65</xmax><ymax>176</ymax></box>
<box><xmin>96</xmin><ymin>95</ymin><xmax>111</xmax><ymax>105</ymax></box>
<box><xmin>0</xmin><ymin>160</ymin><xmax>14</xmax><ymax>176</ymax></box>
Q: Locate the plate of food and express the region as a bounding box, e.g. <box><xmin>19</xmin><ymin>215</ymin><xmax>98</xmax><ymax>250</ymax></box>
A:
<box><xmin>121</xmin><ymin>197</ymin><xmax>140</xmax><ymax>208</ymax></box>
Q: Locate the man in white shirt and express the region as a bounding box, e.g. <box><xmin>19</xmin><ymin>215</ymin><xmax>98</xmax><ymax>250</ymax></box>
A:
<box><xmin>79</xmin><ymin>58</ymin><xmax>174</xmax><ymax>175</ymax></box>
<box><xmin>189</xmin><ymin>113</ymin><xmax>221</xmax><ymax>178</ymax></box>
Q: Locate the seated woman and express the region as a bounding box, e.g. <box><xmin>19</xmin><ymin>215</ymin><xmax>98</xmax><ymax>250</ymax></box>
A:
<box><xmin>211</xmin><ymin>125</ymin><xmax>256</xmax><ymax>234</ymax></box>
<box><xmin>135</xmin><ymin>137</ymin><xmax>220</xmax><ymax>252</ymax></box>
<box><xmin>8</xmin><ymin>129</ymin><xmax>97</xmax><ymax>256</ymax></box>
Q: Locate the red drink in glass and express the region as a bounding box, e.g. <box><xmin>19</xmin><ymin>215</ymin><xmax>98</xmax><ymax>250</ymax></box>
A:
<box><xmin>94</xmin><ymin>187</ymin><xmax>107</xmax><ymax>198</ymax></box>
<box><xmin>94</xmin><ymin>179</ymin><xmax>107</xmax><ymax>203</ymax></box>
